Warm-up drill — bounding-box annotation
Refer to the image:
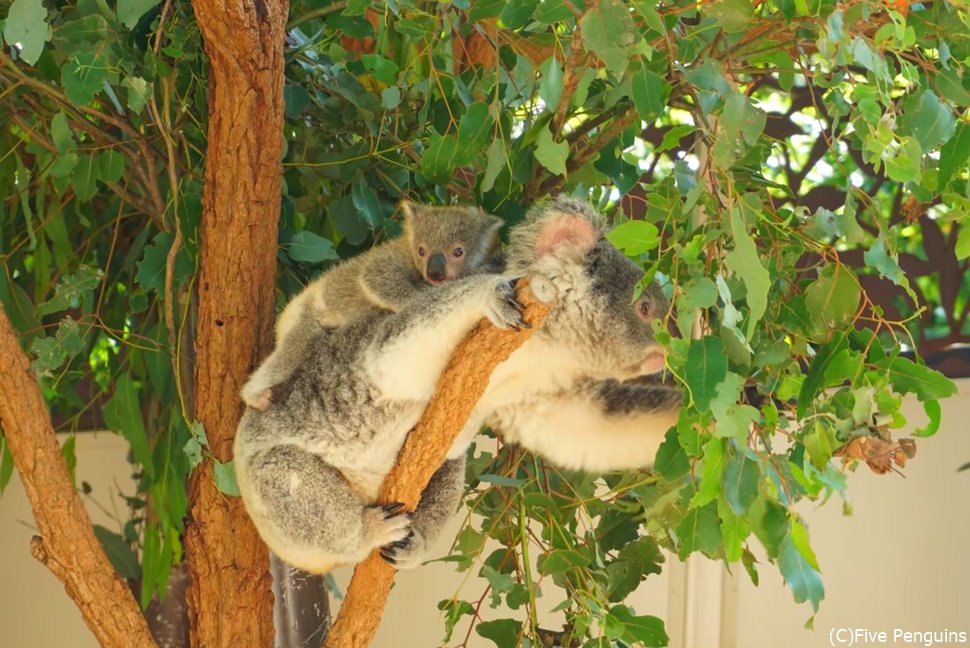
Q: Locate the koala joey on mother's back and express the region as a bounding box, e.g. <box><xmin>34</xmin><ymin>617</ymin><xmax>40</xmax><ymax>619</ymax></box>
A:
<box><xmin>234</xmin><ymin>198</ymin><xmax>682</xmax><ymax>576</ymax></box>
<box><xmin>241</xmin><ymin>201</ymin><xmax>503</xmax><ymax>410</ymax></box>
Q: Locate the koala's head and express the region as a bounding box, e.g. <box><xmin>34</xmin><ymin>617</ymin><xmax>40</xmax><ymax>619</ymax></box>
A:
<box><xmin>507</xmin><ymin>198</ymin><xmax>667</xmax><ymax>381</ymax></box>
<box><xmin>401</xmin><ymin>201</ymin><xmax>504</xmax><ymax>285</ymax></box>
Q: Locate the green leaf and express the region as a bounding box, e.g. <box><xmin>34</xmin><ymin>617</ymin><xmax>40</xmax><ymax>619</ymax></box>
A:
<box><xmin>97</xmin><ymin>150</ymin><xmax>125</xmax><ymax>184</ymax></box>
<box><xmin>36</xmin><ymin>265</ymin><xmax>101</xmax><ymax>315</ymax></box>
<box><xmin>605</xmin><ymin>537</ymin><xmax>663</xmax><ymax>602</ymax></box>
<box><xmin>3</xmin><ymin>0</ymin><xmax>49</xmax><ymax>65</ymax></box>
<box><xmin>468</xmin><ymin>0</ymin><xmax>505</xmax><ymax>21</ymax></box>
<box><xmin>420</xmin><ymin>134</ymin><xmax>458</xmax><ymax>184</ymax></box>
<box><xmin>72</xmin><ymin>155</ymin><xmax>100</xmax><ymax>201</ymax></box>
<box><xmin>909</xmin><ymin>91</ymin><xmax>956</xmax><ymax>153</ymax></box>
<box><xmin>480</xmin><ymin>565</ymin><xmax>514</xmax><ymax>593</ymax></box>
<box><xmin>632</xmin><ymin>66</ymin><xmax>667</xmax><ymax>121</ymax></box>
<box><xmin>654</xmin><ymin>427</ymin><xmax>689</xmax><ymax>480</ymax></box>
<box><xmin>678</xmin><ymin>277</ymin><xmax>717</xmax><ymax>312</ymax></box>
<box><xmin>750</xmin><ymin>497</ymin><xmax>787</xmax><ymax>559</ymax></box>
<box><xmin>798</xmin><ymin>334</ymin><xmax>846</xmax><ymax>417</ymax></box>
<box><xmin>539</xmin><ymin>57</ymin><xmax>563</xmax><ymax>112</ymax></box>
<box><xmin>50</xmin><ymin>112</ymin><xmax>75</xmax><ymax>153</ymax></box>
<box><xmin>803</xmin><ymin>421</ymin><xmax>837</xmax><ymax>469</ymax></box>
<box><xmin>500</xmin><ymin>0</ymin><xmax>538</xmax><ymax>29</ymax></box>
<box><xmin>351</xmin><ymin>176</ymin><xmax>383</xmax><ymax>229</ymax></box>
<box><xmin>722</xmin><ymin>452</ymin><xmax>759</xmax><ymax>514</ymax></box>
<box><xmin>957</xmin><ymin>222</ymin><xmax>970</xmax><ymax>261</ymax></box>
<box><xmin>213</xmin><ymin>459</ymin><xmax>240</xmax><ymax>496</ymax></box>
<box><xmin>676</xmin><ymin>502</ymin><xmax>722</xmax><ymax>559</ymax></box>
<box><xmin>30</xmin><ymin>317</ymin><xmax>85</xmax><ymax>377</ymax></box>
<box><xmin>456</xmin><ymin>102</ymin><xmax>494</xmax><ymax>165</ymax></box>
<box><xmin>915</xmin><ymin>400</ymin><xmax>942</xmax><ymax>438</ymax></box>
<box><xmin>938</xmin><ymin>121</ymin><xmax>970</xmax><ymax>189</ymax></box>
<box><xmin>285</xmin><ymin>230</ymin><xmax>340</xmax><ymax>263</ymax></box>
<box><xmin>438</xmin><ymin>600</ymin><xmax>475</xmax><ymax>643</ymax></box>
<box><xmin>725</xmin><ymin>209</ymin><xmax>769</xmax><ymax>339</ymax></box>
<box><xmin>380</xmin><ymin>86</ymin><xmax>401</xmax><ymax>110</ymax></box>
<box><xmin>935</xmin><ymin>66</ymin><xmax>970</xmax><ymax>106</ymax></box>
<box><xmin>607</xmin><ymin>220</ymin><xmax>659</xmax><ymax>256</ymax></box>
<box><xmin>61</xmin><ymin>52</ymin><xmax>110</xmax><ymax>107</ymax></box>
<box><xmin>579</xmin><ymin>0</ymin><xmax>639</xmax><ymax>77</ymax></box>
<box><xmin>480</xmin><ymin>138</ymin><xmax>506</xmax><ymax>194</ymax></box>
<box><xmin>804</xmin><ymin>265</ymin><xmax>860</xmax><ymax>337</ymax></box>
<box><xmin>117</xmin><ymin>0</ymin><xmax>160</xmax><ymax>29</ymax></box>
<box><xmin>361</xmin><ymin>53</ymin><xmax>399</xmax><ymax>85</ymax></box>
<box><xmin>779</xmin><ymin>534</ymin><xmax>824</xmax><ymax>612</ymax></box>
<box><xmin>123</xmin><ymin>76</ymin><xmax>151</xmax><ymax>114</ymax></box>
<box><xmin>875</xmin><ymin>356</ymin><xmax>957</xmax><ymax>402</ymax></box>
<box><xmin>864</xmin><ymin>235</ymin><xmax>915</xmax><ymax>303</ymax></box>
<box><xmin>136</xmin><ymin>232</ymin><xmax>192</xmax><ymax>293</ymax></box>
<box><xmin>709</xmin><ymin>0</ymin><xmax>754</xmax><ymax>32</ymax></box>
<box><xmin>608</xmin><ymin>606</ymin><xmax>668</xmax><ymax>647</ymax></box>
<box><xmin>535</xmin><ymin>0</ymin><xmax>574</xmax><ymax>23</ymax></box>
<box><xmin>538</xmin><ymin>548</ymin><xmax>590</xmax><ymax>575</ymax></box>
<box><xmin>690</xmin><ymin>437</ymin><xmax>725</xmax><ymax>509</ymax></box>
<box><xmin>476</xmin><ymin>619</ymin><xmax>522</xmax><ymax>648</ymax></box>
<box><xmin>93</xmin><ymin>525</ymin><xmax>140</xmax><ymax>579</ymax></box>
<box><xmin>685</xmin><ymin>336</ymin><xmax>728</xmax><ymax>412</ymax></box>
<box><xmin>534</xmin><ymin>126</ymin><xmax>568</xmax><ymax>176</ymax></box>
<box><xmin>718</xmin><ymin>500</ymin><xmax>750</xmax><ymax>562</ymax></box>
<box><xmin>103</xmin><ymin>376</ymin><xmax>154</xmax><ymax>479</ymax></box>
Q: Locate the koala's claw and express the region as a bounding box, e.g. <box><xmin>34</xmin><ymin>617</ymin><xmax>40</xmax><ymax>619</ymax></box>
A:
<box><xmin>486</xmin><ymin>279</ymin><xmax>527</xmax><ymax>331</ymax></box>
<box><xmin>381</xmin><ymin>502</ymin><xmax>406</xmax><ymax>518</ymax></box>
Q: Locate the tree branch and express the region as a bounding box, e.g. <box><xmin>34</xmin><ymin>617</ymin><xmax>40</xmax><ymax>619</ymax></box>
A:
<box><xmin>0</xmin><ymin>307</ymin><xmax>157</xmax><ymax>648</ymax></box>
<box><xmin>323</xmin><ymin>278</ymin><xmax>554</xmax><ymax>648</ymax></box>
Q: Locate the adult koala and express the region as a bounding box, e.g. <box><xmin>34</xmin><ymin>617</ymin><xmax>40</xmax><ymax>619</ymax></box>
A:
<box><xmin>234</xmin><ymin>198</ymin><xmax>682</xmax><ymax>575</ymax></box>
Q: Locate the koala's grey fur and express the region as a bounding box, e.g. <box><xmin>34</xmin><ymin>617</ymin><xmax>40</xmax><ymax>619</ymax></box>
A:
<box><xmin>241</xmin><ymin>202</ymin><xmax>503</xmax><ymax>410</ymax></box>
<box><xmin>235</xmin><ymin>198</ymin><xmax>682</xmax><ymax>575</ymax></box>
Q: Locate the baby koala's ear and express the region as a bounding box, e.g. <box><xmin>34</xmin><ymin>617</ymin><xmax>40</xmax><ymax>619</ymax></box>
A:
<box><xmin>534</xmin><ymin>215</ymin><xmax>598</xmax><ymax>259</ymax></box>
<box><xmin>399</xmin><ymin>199</ymin><xmax>421</xmax><ymax>222</ymax></box>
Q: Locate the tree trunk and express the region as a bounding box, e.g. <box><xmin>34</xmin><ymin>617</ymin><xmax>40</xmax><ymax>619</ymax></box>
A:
<box><xmin>0</xmin><ymin>308</ymin><xmax>157</xmax><ymax>648</ymax></box>
<box><xmin>184</xmin><ymin>0</ymin><xmax>288</xmax><ymax>645</ymax></box>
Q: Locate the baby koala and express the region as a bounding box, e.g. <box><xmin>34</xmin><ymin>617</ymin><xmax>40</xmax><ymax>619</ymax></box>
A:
<box><xmin>241</xmin><ymin>201</ymin><xmax>503</xmax><ymax>410</ymax></box>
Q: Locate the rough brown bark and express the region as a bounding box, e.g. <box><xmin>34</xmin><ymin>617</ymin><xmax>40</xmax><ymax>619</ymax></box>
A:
<box><xmin>324</xmin><ymin>280</ymin><xmax>553</xmax><ymax>648</ymax></box>
<box><xmin>0</xmin><ymin>308</ymin><xmax>157</xmax><ymax>648</ymax></box>
<box><xmin>184</xmin><ymin>0</ymin><xmax>289</xmax><ymax>645</ymax></box>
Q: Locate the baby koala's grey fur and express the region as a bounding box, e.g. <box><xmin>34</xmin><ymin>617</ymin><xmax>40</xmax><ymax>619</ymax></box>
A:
<box><xmin>240</xmin><ymin>202</ymin><xmax>503</xmax><ymax>410</ymax></box>
<box><xmin>234</xmin><ymin>198</ymin><xmax>682</xmax><ymax>575</ymax></box>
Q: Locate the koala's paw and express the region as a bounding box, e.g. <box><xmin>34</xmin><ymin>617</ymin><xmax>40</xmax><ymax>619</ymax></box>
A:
<box><xmin>244</xmin><ymin>388</ymin><xmax>273</xmax><ymax>411</ymax></box>
<box><xmin>484</xmin><ymin>278</ymin><xmax>529</xmax><ymax>331</ymax></box>
<box><xmin>362</xmin><ymin>503</ymin><xmax>412</xmax><ymax>552</ymax></box>
<box><xmin>379</xmin><ymin>529</ymin><xmax>427</xmax><ymax>570</ymax></box>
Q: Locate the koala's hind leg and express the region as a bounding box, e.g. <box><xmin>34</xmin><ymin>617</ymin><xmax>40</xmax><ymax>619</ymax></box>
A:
<box><xmin>378</xmin><ymin>456</ymin><xmax>466</xmax><ymax>569</ymax></box>
<box><xmin>242</xmin><ymin>445</ymin><xmax>410</xmax><ymax>573</ymax></box>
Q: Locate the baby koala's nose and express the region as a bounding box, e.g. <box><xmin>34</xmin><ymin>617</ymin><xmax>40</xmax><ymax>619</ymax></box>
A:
<box><xmin>426</xmin><ymin>253</ymin><xmax>447</xmax><ymax>283</ymax></box>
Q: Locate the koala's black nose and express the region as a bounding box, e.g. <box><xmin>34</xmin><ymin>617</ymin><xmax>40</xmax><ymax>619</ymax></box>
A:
<box><xmin>426</xmin><ymin>253</ymin><xmax>447</xmax><ymax>283</ymax></box>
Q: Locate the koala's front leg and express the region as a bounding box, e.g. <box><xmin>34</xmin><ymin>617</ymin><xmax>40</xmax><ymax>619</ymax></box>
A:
<box><xmin>495</xmin><ymin>380</ymin><xmax>683</xmax><ymax>473</ymax></box>
<box><xmin>364</xmin><ymin>275</ymin><xmax>526</xmax><ymax>401</ymax></box>
<box><xmin>240</xmin><ymin>312</ymin><xmax>320</xmax><ymax>410</ymax></box>
<box><xmin>378</xmin><ymin>456</ymin><xmax>465</xmax><ymax>569</ymax></box>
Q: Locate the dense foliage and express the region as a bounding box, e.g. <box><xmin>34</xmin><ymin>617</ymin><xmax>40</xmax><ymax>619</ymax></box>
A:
<box><xmin>1</xmin><ymin>0</ymin><xmax>966</xmax><ymax>644</ymax></box>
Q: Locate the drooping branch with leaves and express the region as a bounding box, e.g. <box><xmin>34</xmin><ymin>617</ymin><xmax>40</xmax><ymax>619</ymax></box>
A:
<box><xmin>0</xmin><ymin>0</ymin><xmax>966</xmax><ymax>645</ymax></box>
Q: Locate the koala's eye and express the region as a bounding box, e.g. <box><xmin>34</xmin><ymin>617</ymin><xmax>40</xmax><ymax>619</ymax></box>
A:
<box><xmin>452</xmin><ymin>246</ymin><xmax>464</xmax><ymax>257</ymax></box>
<box><xmin>418</xmin><ymin>246</ymin><xmax>427</xmax><ymax>257</ymax></box>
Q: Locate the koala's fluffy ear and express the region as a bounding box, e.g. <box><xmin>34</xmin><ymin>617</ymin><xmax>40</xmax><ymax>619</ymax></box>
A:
<box><xmin>502</xmin><ymin>197</ymin><xmax>606</xmax><ymax>271</ymax></box>
<box><xmin>534</xmin><ymin>216</ymin><xmax>598</xmax><ymax>258</ymax></box>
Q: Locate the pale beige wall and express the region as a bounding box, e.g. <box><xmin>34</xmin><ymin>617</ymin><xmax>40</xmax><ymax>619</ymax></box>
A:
<box><xmin>2</xmin><ymin>380</ymin><xmax>968</xmax><ymax>648</ymax></box>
